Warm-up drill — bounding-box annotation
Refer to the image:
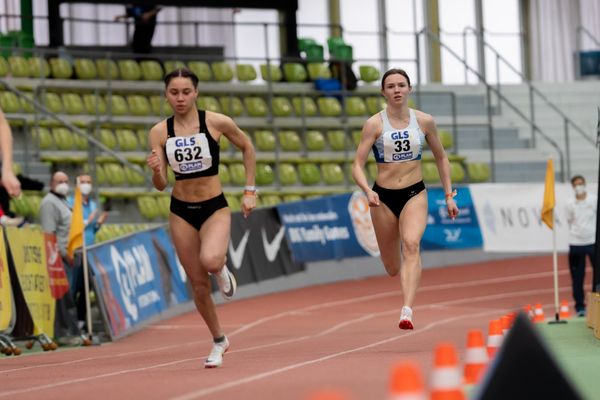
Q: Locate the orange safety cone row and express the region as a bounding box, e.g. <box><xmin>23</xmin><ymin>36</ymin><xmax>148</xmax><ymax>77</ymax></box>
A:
<box><xmin>389</xmin><ymin>361</ymin><xmax>426</xmax><ymax>400</ymax></box>
<box><xmin>463</xmin><ymin>329</ymin><xmax>489</xmax><ymax>385</ymax></box>
<box><xmin>429</xmin><ymin>342</ymin><xmax>465</xmax><ymax>400</ymax></box>
<box><xmin>533</xmin><ymin>303</ymin><xmax>545</xmax><ymax>323</ymax></box>
<box><xmin>486</xmin><ymin>319</ymin><xmax>503</xmax><ymax>358</ymax></box>
<box><xmin>523</xmin><ymin>304</ymin><xmax>534</xmax><ymax>321</ymax></box>
<box><xmin>559</xmin><ymin>300</ymin><xmax>571</xmax><ymax>319</ymax></box>
<box><xmin>500</xmin><ymin>315</ymin><xmax>511</xmax><ymax>336</ymax></box>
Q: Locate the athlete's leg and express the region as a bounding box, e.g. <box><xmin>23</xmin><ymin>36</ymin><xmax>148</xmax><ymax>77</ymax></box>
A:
<box><xmin>398</xmin><ymin>190</ymin><xmax>428</xmax><ymax>308</ymax></box>
<box><xmin>370</xmin><ymin>203</ymin><xmax>401</xmax><ymax>276</ymax></box>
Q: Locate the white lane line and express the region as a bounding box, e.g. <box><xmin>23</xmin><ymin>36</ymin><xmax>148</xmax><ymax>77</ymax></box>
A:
<box><xmin>0</xmin><ymin>286</ymin><xmax>564</xmax><ymax>398</ymax></box>
<box><xmin>0</xmin><ymin>268</ymin><xmax>563</xmax><ymax>375</ymax></box>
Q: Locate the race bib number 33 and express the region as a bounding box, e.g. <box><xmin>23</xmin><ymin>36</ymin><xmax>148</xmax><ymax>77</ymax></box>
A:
<box><xmin>382</xmin><ymin>130</ymin><xmax>420</xmax><ymax>162</ymax></box>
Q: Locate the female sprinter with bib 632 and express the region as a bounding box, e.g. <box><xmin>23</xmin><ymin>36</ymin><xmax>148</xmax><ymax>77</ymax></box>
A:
<box><xmin>352</xmin><ymin>68</ymin><xmax>459</xmax><ymax>330</ymax></box>
<box><xmin>146</xmin><ymin>68</ymin><xmax>256</xmax><ymax>367</ymax></box>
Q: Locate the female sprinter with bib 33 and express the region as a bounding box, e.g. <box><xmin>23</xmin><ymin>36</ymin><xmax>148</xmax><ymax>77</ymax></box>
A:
<box><xmin>146</xmin><ymin>68</ymin><xmax>256</xmax><ymax>367</ymax></box>
<box><xmin>352</xmin><ymin>68</ymin><xmax>459</xmax><ymax>330</ymax></box>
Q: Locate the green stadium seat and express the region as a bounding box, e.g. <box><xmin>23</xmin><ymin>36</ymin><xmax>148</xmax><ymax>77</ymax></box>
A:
<box><xmin>272</xmin><ymin>96</ymin><xmax>293</xmax><ymax>117</ymax></box>
<box><xmin>224</xmin><ymin>194</ymin><xmax>241</xmax><ymax>212</ymax></box>
<box><xmin>0</xmin><ymin>57</ymin><xmax>8</xmax><ymax>77</ymax></box>
<box><xmin>260</xmin><ymin>64</ymin><xmax>282</xmax><ymax>81</ymax></box>
<box><xmin>229</xmin><ymin>163</ymin><xmax>246</xmax><ymax>185</ymax></box>
<box><xmin>163</xmin><ymin>60</ymin><xmax>186</xmax><ymax>73</ymax></box>
<box><xmin>282</xmin><ymin>194</ymin><xmax>303</xmax><ymax>203</ymax></box>
<box><xmin>8</xmin><ymin>56</ymin><xmax>30</xmax><ymax>77</ymax></box>
<box><xmin>28</xmin><ymin>57</ymin><xmax>50</xmax><ymax>78</ymax></box>
<box><xmin>244</xmin><ymin>96</ymin><xmax>268</xmax><ymax>117</ymax></box>
<box><xmin>137</xmin><ymin>196</ymin><xmax>159</xmax><ymax>220</ymax></box>
<box><xmin>0</xmin><ymin>91</ymin><xmax>23</xmax><ymax>113</ymax></box>
<box><xmin>365</xmin><ymin>96</ymin><xmax>386</xmax><ymax>115</ymax></box>
<box><xmin>44</xmin><ymin>92</ymin><xmax>63</xmax><ymax>114</ymax></box>
<box><xmin>321</xmin><ymin>163</ymin><xmax>345</xmax><ymax>185</ymax></box>
<box><xmin>305</xmin><ymin>44</ymin><xmax>325</xmax><ymax>63</ymax></box>
<box><xmin>116</xmin><ymin>128</ymin><xmax>139</xmax><ymax>151</ymax></box>
<box><xmin>96</xmin><ymin>59</ymin><xmax>119</xmax><ymax>80</ymax></box>
<box><xmin>327</xmin><ymin>37</ymin><xmax>346</xmax><ymax>55</ymax></box>
<box><xmin>438</xmin><ymin>129</ymin><xmax>453</xmax><ymax>149</ymax></box>
<box><xmin>298</xmin><ymin>37</ymin><xmax>317</xmax><ymax>53</ymax></box>
<box><xmin>450</xmin><ymin>161</ymin><xmax>466</xmax><ymax>183</ymax></box>
<box><xmin>10</xmin><ymin>194</ymin><xmax>32</xmax><ymax>217</ymax></box>
<box><xmin>127</xmin><ymin>95</ymin><xmax>151</xmax><ymax>116</ymax></box>
<box><xmin>278</xmin><ymin>130</ymin><xmax>302</xmax><ymax>151</ymax></box>
<box><xmin>218</xmin><ymin>96</ymin><xmax>244</xmax><ymax>117</ymax></box>
<box><xmin>19</xmin><ymin>92</ymin><xmax>35</xmax><ymax>113</ymax></box>
<box><xmin>125</xmin><ymin>166</ymin><xmax>145</xmax><ymax>185</ymax></box>
<box><xmin>83</xmin><ymin>94</ymin><xmax>107</xmax><ymax>114</ymax></box>
<box><xmin>422</xmin><ymin>162</ymin><xmax>440</xmax><ymax>184</ymax></box>
<box><xmin>260</xmin><ymin>195</ymin><xmax>281</xmax><ymax>207</ymax></box>
<box><xmin>118</xmin><ymin>59</ymin><xmax>142</xmax><ymax>80</ymax></box>
<box><xmin>52</xmin><ymin>127</ymin><xmax>75</xmax><ymax>150</ymax></box>
<box><xmin>256</xmin><ymin>163</ymin><xmax>275</xmax><ymax>186</ymax></box>
<box><xmin>327</xmin><ymin>130</ymin><xmax>348</xmax><ymax>151</ymax></box>
<box><xmin>150</xmin><ymin>95</ymin><xmax>173</xmax><ymax>116</ymax></box>
<box><xmin>317</xmin><ymin>97</ymin><xmax>342</xmax><ymax>116</ymax></box>
<box><xmin>62</xmin><ymin>93</ymin><xmax>84</xmax><ymax>114</ymax></box>
<box><xmin>367</xmin><ymin>162</ymin><xmax>378</xmax><ymax>181</ymax></box>
<box><xmin>345</xmin><ymin>96</ymin><xmax>367</xmax><ymax>116</ymax></box>
<box><xmin>74</xmin><ymin>58</ymin><xmax>97</xmax><ymax>79</ymax></box>
<box><xmin>219</xmin><ymin>163</ymin><xmax>231</xmax><ymax>185</ymax></box>
<box><xmin>298</xmin><ymin>163</ymin><xmax>321</xmax><ymax>185</ymax></box>
<box><xmin>136</xmin><ymin>128</ymin><xmax>148</xmax><ymax>150</ymax></box>
<box><xmin>220</xmin><ymin>136</ymin><xmax>230</xmax><ymax>151</ymax></box>
<box><xmin>104</xmin><ymin>163</ymin><xmax>127</xmax><ymax>186</ymax></box>
<box><xmin>106</xmin><ymin>94</ymin><xmax>129</xmax><ymax>116</ymax></box>
<box><xmin>49</xmin><ymin>57</ymin><xmax>73</xmax><ymax>79</ymax></box>
<box><xmin>31</xmin><ymin>126</ymin><xmax>54</xmax><ymax>150</ymax></box>
<box><xmin>254</xmin><ymin>130</ymin><xmax>276</xmax><ymax>151</ymax></box>
<box><xmin>292</xmin><ymin>96</ymin><xmax>318</xmax><ymax>116</ymax></box>
<box><xmin>359</xmin><ymin>65</ymin><xmax>380</xmax><ymax>83</ymax></box>
<box><xmin>467</xmin><ymin>162</ymin><xmax>491</xmax><ymax>183</ymax></box>
<box><xmin>305</xmin><ymin>130</ymin><xmax>326</xmax><ymax>151</ymax></box>
<box><xmin>352</xmin><ymin>130</ymin><xmax>362</xmax><ymax>146</ymax></box>
<box><xmin>278</xmin><ymin>163</ymin><xmax>298</xmax><ymax>186</ymax></box>
<box><xmin>97</xmin><ymin>128</ymin><xmax>117</xmax><ymax>150</ymax></box>
<box><xmin>307</xmin><ymin>63</ymin><xmax>331</xmax><ymax>80</ymax></box>
<box><xmin>140</xmin><ymin>60</ymin><xmax>163</xmax><ymax>81</ymax></box>
<box><xmin>332</xmin><ymin>44</ymin><xmax>353</xmax><ymax>62</ymax></box>
<box><xmin>167</xmin><ymin>167</ymin><xmax>175</xmax><ymax>185</ymax></box>
<box><xmin>72</xmin><ymin>130</ymin><xmax>88</xmax><ymax>151</ymax></box>
<box><xmin>211</xmin><ymin>62</ymin><xmax>234</xmax><ymax>82</ymax></box>
<box><xmin>283</xmin><ymin>63</ymin><xmax>308</xmax><ymax>82</ymax></box>
<box><xmin>197</xmin><ymin>96</ymin><xmax>221</xmax><ymax>112</ymax></box>
<box><xmin>27</xmin><ymin>194</ymin><xmax>42</xmax><ymax>219</ymax></box>
<box><xmin>236</xmin><ymin>64</ymin><xmax>257</xmax><ymax>82</ymax></box>
<box><xmin>156</xmin><ymin>195</ymin><xmax>170</xmax><ymax>218</ymax></box>
<box><xmin>188</xmin><ymin>61</ymin><xmax>212</xmax><ymax>81</ymax></box>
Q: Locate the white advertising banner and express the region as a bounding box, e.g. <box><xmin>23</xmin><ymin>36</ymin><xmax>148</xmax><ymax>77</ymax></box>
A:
<box><xmin>469</xmin><ymin>182</ymin><xmax>597</xmax><ymax>252</ymax></box>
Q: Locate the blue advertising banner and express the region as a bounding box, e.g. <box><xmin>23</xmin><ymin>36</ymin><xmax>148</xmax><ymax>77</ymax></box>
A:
<box><xmin>87</xmin><ymin>227</ymin><xmax>191</xmax><ymax>339</ymax></box>
<box><xmin>422</xmin><ymin>187</ymin><xmax>483</xmax><ymax>250</ymax></box>
<box><xmin>276</xmin><ymin>192</ymin><xmax>380</xmax><ymax>263</ymax></box>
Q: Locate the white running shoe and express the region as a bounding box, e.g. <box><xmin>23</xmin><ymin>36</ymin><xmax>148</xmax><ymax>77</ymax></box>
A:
<box><xmin>204</xmin><ymin>337</ymin><xmax>230</xmax><ymax>368</ymax></box>
<box><xmin>399</xmin><ymin>306</ymin><xmax>414</xmax><ymax>330</ymax></box>
<box><xmin>215</xmin><ymin>265</ymin><xmax>237</xmax><ymax>300</ymax></box>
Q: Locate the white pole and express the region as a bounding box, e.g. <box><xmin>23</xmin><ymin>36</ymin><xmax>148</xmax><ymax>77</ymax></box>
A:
<box><xmin>552</xmin><ymin>211</ymin><xmax>560</xmax><ymax>321</ymax></box>
<box><xmin>82</xmin><ymin>241</ymin><xmax>92</xmax><ymax>337</ymax></box>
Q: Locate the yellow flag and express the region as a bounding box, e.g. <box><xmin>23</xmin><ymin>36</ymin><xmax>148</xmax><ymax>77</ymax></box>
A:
<box><xmin>541</xmin><ymin>159</ymin><xmax>555</xmax><ymax>229</ymax></box>
<box><xmin>67</xmin><ymin>185</ymin><xmax>84</xmax><ymax>258</ymax></box>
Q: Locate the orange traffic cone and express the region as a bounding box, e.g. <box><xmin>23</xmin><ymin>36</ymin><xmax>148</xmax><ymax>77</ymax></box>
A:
<box><xmin>463</xmin><ymin>329</ymin><xmax>488</xmax><ymax>385</ymax></box>
<box><xmin>559</xmin><ymin>300</ymin><xmax>571</xmax><ymax>319</ymax></box>
<box><xmin>533</xmin><ymin>303</ymin><xmax>545</xmax><ymax>323</ymax></box>
<box><xmin>500</xmin><ymin>315</ymin><xmax>511</xmax><ymax>336</ymax></box>
<box><xmin>430</xmin><ymin>342</ymin><xmax>465</xmax><ymax>400</ymax></box>
<box><xmin>523</xmin><ymin>304</ymin><xmax>534</xmax><ymax>321</ymax></box>
<box><xmin>486</xmin><ymin>319</ymin><xmax>503</xmax><ymax>358</ymax></box>
<box><xmin>389</xmin><ymin>361</ymin><xmax>426</xmax><ymax>400</ymax></box>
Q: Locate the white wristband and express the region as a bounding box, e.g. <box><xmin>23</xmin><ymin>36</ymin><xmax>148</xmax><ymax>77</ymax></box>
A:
<box><xmin>244</xmin><ymin>185</ymin><xmax>256</xmax><ymax>192</ymax></box>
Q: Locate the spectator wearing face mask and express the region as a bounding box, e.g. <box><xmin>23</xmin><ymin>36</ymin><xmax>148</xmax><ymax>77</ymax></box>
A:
<box><xmin>565</xmin><ymin>174</ymin><xmax>597</xmax><ymax>317</ymax></box>
<box><xmin>39</xmin><ymin>170</ymin><xmax>84</xmax><ymax>344</ymax></box>
<box><xmin>67</xmin><ymin>174</ymin><xmax>108</xmax><ymax>247</ymax></box>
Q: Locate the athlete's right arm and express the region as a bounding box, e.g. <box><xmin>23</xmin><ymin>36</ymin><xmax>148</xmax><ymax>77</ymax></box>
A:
<box><xmin>352</xmin><ymin>116</ymin><xmax>380</xmax><ymax>207</ymax></box>
<box><xmin>146</xmin><ymin>123</ymin><xmax>168</xmax><ymax>191</ymax></box>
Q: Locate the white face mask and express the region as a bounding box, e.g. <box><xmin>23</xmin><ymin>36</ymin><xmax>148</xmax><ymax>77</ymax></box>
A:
<box><xmin>54</xmin><ymin>182</ymin><xmax>69</xmax><ymax>196</ymax></box>
<box><xmin>574</xmin><ymin>184</ymin><xmax>586</xmax><ymax>196</ymax></box>
<box><xmin>79</xmin><ymin>183</ymin><xmax>92</xmax><ymax>196</ymax></box>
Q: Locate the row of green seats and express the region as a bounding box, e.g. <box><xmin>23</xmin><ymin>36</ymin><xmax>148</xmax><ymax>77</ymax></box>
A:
<box><xmin>221</xmin><ymin>162</ymin><xmax>348</xmax><ymax>187</ymax></box>
<box><xmin>32</xmin><ymin>126</ymin><xmax>148</xmax><ymax>152</ymax></box>
<box><xmin>95</xmin><ymin>223</ymin><xmax>155</xmax><ymax>243</ymax></box>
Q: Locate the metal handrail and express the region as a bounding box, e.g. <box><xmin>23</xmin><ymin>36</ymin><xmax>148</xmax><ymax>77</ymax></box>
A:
<box><xmin>418</xmin><ymin>28</ymin><xmax>566</xmax><ymax>182</ymax></box>
<box><xmin>576</xmin><ymin>26</ymin><xmax>600</xmax><ymax>49</ymax></box>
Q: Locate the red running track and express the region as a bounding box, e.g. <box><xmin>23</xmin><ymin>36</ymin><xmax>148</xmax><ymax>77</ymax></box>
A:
<box><xmin>0</xmin><ymin>255</ymin><xmax>582</xmax><ymax>400</ymax></box>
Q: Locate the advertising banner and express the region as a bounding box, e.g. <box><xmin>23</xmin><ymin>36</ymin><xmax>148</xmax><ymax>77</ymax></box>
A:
<box><xmin>0</xmin><ymin>227</ymin><xmax>12</xmax><ymax>331</ymax></box>
<box><xmin>4</xmin><ymin>227</ymin><xmax>55</xmax><ymax>337</ymax></box>
<box><xmin>87</xmin><ymin>227</ymin><xmax>191</xmax><ymax>339</ymax></box>
<box><xmin>422</xmin><ymin>187</ymin><xmax>483</xmax><ymax>250</ymax></box>
<box><xmin>228</xmin><ymin>207</ymin><xmax>304</xmax><ymax>283</ymax></box>
<box><xmin>43</xmin><ymin>233</ymin><xmax>70</xmax><ymax>299</ymax></box>
<box><xmin>469</xmin><ymin>183</ymin><xmax>597</xmax><ymax>252</ymax></box>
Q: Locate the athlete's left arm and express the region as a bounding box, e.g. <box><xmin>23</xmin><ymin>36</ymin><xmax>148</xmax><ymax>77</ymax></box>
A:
<box><xmin>214</xmin><ymin>112</ymin><xmax>256</xmax><ymax>217</ymax></box>
<box><xmin>421</xmin><ymin>112</ymin><xmax>459</xmax><ymax>219</ymax></box>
